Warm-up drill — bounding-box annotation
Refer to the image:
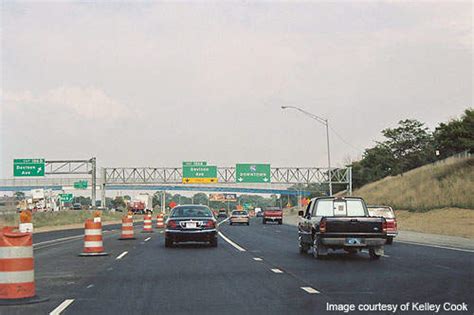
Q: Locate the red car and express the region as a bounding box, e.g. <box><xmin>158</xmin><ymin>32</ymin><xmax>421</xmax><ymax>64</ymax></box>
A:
<box><xmin>367</xmin><ymin>206</ymin><xmax>398</xmax><ymax>244</ymax></box>
<box><xmin>263</xmin><ymin>207</ymin><xmax>283</xmax><ymax>225</ymax></box>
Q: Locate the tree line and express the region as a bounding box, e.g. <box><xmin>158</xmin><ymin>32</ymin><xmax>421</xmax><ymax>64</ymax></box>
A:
<box><xmin>351</xmin><ymin>108</ymin><xmax>473</xmax><ymax>188</ymax></box>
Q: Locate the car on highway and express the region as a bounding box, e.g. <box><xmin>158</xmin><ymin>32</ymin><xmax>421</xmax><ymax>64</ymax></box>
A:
<box><xmin>217</xmin><ymin>209</ymin><xmax>227</xmax><ymax>219</ymax></box>
<box><xmin>298</xmin><ymin>197</ymin><xmax>387</xmax><ymax>260</ymax></box>
<box><xmin>255</xmin><ymin>207</ymin><xmax>263</xmax><ymax>217</ymax></box>
<box><xmin>165</xmin><ymin>205</ymin><xmax>218</xmax><ymax>248</ymax></box>
<box><xmin>263</xmin><ymin>207</ymin><xmax>283</xmax><ymax>224</ymax></box>
<box><xmin>229</xmin><ymin>210</ymin><xmax>250</xmax><ymax>225</ymax></box>
<box><xmin>367</xmin><ymin>205</ymin><xmax>398</xmax><ymax>244</ymax></box>
<box><xmin>72</xmin><ymin>203</ymin><xmax>82</xmax><ymax>210</ymax></box>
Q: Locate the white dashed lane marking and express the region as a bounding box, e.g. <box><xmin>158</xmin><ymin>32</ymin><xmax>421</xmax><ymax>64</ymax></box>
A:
<box><xmin>271</xmin><ymin>268</ymin><xmax>283</xmax><ymax>274</ymax></box>
<box><xmin>116</xmin><ymin>251</ymin><xmax>128</xmax><ymax>260</ymax></box>
<box><xmin>301</xmin><ymin>287</ymin><xmax>320</xmax><ymax>294</ymax></box>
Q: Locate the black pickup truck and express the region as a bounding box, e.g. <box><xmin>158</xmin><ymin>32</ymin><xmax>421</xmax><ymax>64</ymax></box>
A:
<box><xmin>298</xmin><ymin>197</ymin><xmax>387</xmax><ymax>260</ymax></box>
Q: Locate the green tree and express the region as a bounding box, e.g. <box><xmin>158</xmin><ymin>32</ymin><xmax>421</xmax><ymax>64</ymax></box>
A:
<box><xmin>434</xmin><ymin>108</ymin><xmax>474</xmax><ymax>158</ymax></box>
<box><xmin>14</xmin><ymin>191</ymin><xmax>25</xmax><ymax>201</ymax></box>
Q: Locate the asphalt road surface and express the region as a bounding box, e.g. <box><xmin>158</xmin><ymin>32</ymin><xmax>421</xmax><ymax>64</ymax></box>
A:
<box><xmin>3</xmin><ymin>218</ymin><xmax>473</xmax><ymax>315</ymax></box>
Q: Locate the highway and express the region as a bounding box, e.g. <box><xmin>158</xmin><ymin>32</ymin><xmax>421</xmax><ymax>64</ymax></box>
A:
<box><xmin>4</xmin><ymin>218</ymin><xmax>473</xmax><ymax>315</ymax></box>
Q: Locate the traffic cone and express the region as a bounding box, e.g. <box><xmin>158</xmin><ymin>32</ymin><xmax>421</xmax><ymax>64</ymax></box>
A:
<box><xmin>0</xmin><ymin>227</ymin><xmax>48</xmax><ymax>305</ymax></box>
<box><xmin>79</xmin><ymin>218</ymin><xmax>108</xmax><ymax>256</ymax></box>
<box><xmin>141</xmin><ymin>213</ymin><xmax>153</xmax><ymax>233</ymax></box>
<box><xmin>119</xmin><ymin>215</ymin><xmax>135</xmax><ymax>240</ymax></box>
<box><xmin>156</xmin><ymin>213</ymin><xmax>165</xmax><ymax>229</ymax></box>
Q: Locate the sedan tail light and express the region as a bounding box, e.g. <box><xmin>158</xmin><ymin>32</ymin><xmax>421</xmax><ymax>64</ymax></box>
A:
<box><xmin>204</xmin><ymin>220</ymin><xmax>215</xmax><ymax>228</ymax></box>
<box><xmin>382</xmin><ymin>219</ymin><xmax>388</xmax><ymax>233</ymax></box>
<box><xmin>167</xmin><ymin>220</ymin><xmax>177</xmax><ymax>228</ymax></box>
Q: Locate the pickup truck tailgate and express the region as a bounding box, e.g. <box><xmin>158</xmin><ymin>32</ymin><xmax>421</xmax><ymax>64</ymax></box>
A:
<box><xmin>324</xmin><ymin>217</ymin><xmax>384</xmax><ymax>234</ymax></box>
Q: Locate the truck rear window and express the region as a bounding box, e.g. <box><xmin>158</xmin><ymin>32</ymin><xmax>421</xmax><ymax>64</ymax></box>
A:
<box><xmin>314</xmin><ymin>199</ymin><xmax>366</xmax><ymax>217</ymax></box>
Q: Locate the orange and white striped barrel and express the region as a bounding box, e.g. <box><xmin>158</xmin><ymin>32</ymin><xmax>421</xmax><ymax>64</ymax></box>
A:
<box><xmin>0</xmin><ymin>227</ymin><xmax>34</xmax><ymax>300</ymax></box>
<box><xmin>119</xmin><ymin>216</ymin><xmax>135</xmax><ymax>240</ymax></box>
<box><xmin>142</xmin><ymin>214</ymin><xmax>153</xmax><ymax>233</ymax></box>
<box><xmin>79</xmin><ymin>219</ymin><xmax>108</xmax><ymax>256</ymax></box>
<box><xmin>156</xmin><ymin>213</ymin><xmax>165</xmax><ymax>229</ymax></box>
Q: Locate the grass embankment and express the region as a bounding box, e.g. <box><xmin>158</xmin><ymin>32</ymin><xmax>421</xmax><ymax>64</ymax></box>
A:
<box><xmin>353</xmin><ymin>157</ymin><xmax>474</xmax><ymax>238</ymax></box>
<box><xmin>354</xmin><ymin>157</ymin><xmax>474</xmax><ymax>211</ymax></box>
<box><xmin>0</xmin><ymin>210</ymin><xmax>124</xmax><ymax>232</ymax></box>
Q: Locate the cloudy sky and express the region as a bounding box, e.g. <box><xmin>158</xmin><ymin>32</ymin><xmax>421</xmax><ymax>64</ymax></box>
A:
<box><xmin>1</xmin><ymin>1</ymin><xmax>472</xmax><ymax>178</ymax></box>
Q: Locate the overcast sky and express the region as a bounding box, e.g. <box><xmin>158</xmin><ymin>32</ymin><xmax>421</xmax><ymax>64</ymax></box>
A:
<box><xmin>1</xmin><ymin>1</ymin><xmax>472</xmax><ymax>178</ymax></box>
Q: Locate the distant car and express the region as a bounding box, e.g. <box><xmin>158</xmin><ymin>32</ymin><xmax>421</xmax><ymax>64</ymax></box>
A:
<box><xmin>165</xmin><ymin>205</ymin><xmax>218</xmax><ymax>247</ymax></box>
<box><xmin>367</xmin><ymin>206</ymin><xmax>398</xmax><ymax>244</ymax></box>
<box><xmin>229</xmin><ymin>210</ymin><xmax>250</xmax><ymax>225</ymax></box>
<box><xmin>255</xmin><ymin>207</ymin><xmax>263</xmax><ymax>217</ymax></box>
<box><xmin>72</xmin><ymin>203</ymin><xmax>82</xmax><ymax>210</ymax></box>
<box><xmin>217</xmin><ymin>209</ymin><xmax>227</xmax><ymax>219</ymax></box>
<box><xmin>263</xmin><ymin>207</ymin><xmax>283</xmax><ymax>224</ymax></box>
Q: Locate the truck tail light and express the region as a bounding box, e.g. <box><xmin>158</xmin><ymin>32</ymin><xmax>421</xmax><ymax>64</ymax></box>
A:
<box><xmin>319</xmin><ymin>219</ymin><xmax>326</xmax><ymax>233</ymax></box>
<box><xmin>204</xmin><ymin>220</ymin><xmax>215</xmax><ymax>228</ymax></box>
<box><xmin>167</xmin><ymin>220</ymin><xmax>177</xmax><ymax>228</ymax></box>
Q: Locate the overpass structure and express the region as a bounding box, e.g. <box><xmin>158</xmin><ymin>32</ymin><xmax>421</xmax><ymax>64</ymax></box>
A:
<box><xmin>1</xmin><ymin>165</ymin><xmax>352</xmax><ymax>207</ymax></box>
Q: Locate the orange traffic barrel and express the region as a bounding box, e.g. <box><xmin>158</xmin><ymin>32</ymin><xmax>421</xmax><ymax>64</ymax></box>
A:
<box><xmin>0</xmin><ymin>227</ymin><xmax>48</xmax><ymax>305</ymax></box>
<box><xmin>119</xmin><ymin>216</ymin><xmax>135</xmax><ymax>240</ymax></box>
<box><xmin>141</xmin><ymin>214</ymin><xmax>153</xmax><ymax>233</ymax></box>
<box><xmin>79</xmin><ymin>219</ymin><xmax>108</xmax><ymax>256</ymax></box>
<box><xmin>156</xmin><ymin>213</ymin><xmax>165</xmax><ymax>229</ymax></box>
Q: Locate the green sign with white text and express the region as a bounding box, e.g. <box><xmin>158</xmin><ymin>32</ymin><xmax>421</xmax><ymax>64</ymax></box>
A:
<box><xmin>236</xmin><ymin>164</ymin><xmax>271</xmax><ymax>183</ymax></box>
<box><xmin>13</xmin><ymin>159</ymin><xmax>45</xmax><ymax>177</ymax></box>
<box><xmin>59</xmin><ymin>193</ymin><xmax>74</xmax><ymax>203</ymax></box>
<box><xmin>74</xmin><ymin>180</ymin><xmax>88</xmax><ymax>189</ymax></box>
<box><xmin>182</xmin><ymin>165</ymin><xmax>217</xmax><ymax>183</ymax></box>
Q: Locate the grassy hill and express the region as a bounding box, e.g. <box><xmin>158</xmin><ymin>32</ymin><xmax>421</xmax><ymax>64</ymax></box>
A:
<box><xmin>354</xmin><ymin>156</ymin><xmax>474</xmax><ymax>211</ymax></box>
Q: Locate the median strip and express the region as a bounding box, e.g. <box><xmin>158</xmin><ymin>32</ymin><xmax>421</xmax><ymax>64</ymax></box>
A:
<box><xmin>50</xmin><ymin>299</ymin><xmax>75</xmax><ymax>315</ymax></box>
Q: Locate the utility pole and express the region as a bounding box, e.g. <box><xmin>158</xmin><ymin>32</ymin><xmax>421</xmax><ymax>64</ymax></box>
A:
<box><xmin>91</xmin><ymin>157</ymin><xmax>97</xmax><ymax>208</ymax></box>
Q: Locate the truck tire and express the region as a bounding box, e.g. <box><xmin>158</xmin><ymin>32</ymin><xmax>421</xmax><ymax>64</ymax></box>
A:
<box><xmin>299</xmin><ymin>238</ymin><xmax>309</xmax><ymax>254</ymax></box>
<box><xmin>312</xmin><ymin>237</ymin><xmax>325</xmax><ymax>259</ymax></box>
<box><xmin>369</xmin><ymin>248</ymin><xmax>381</xmax><ymax>260</ymax></box>
<box><xmin>165</xmin><ymin>238</ymin><xmax>173</xmax><ymax>248</ymax></box>
<box><xmin>247</xmin><ymin>222</ymin><xmax>250</xmax><ymax>226</ymax></box>
<box><xmin>278</xmin><ymin>220</ymin><xmax>283</xmax><ymax>225</ymax></box>
<box><xmin>229</xmin><ymin>222</ymin><xmax>233</xmax><ymax>225</ymax></box>
<box><xmin>386</xmin><ymin>237</ymin><xmax>393</xmax><ymax>245</ymax></box>
<box><xmin>263</xmin><ymin>219</ymin><xmax>266</xmax><ymax>224</ymax></box>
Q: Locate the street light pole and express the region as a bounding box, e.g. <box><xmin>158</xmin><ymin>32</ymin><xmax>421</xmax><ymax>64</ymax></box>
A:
<box><xmin>281</xmin><ymin>106</ymin><xmax>333</xmax><ymax>196</ymax></box>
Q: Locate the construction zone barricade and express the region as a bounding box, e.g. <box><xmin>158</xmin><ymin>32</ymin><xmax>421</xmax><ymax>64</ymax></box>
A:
<box><xmin>156</xmin><ymin>213</ymin><xmax>165</xmax><ymax>229</ymax></box>
<box><xmin>0</xmin><ymin>227</ymin><xmax>48</xmax><ymax>305</ymax></box>
<box><xmin>119</xmin><ymin>216</ymin><xmax>136</xmax><ymax>240</ymax></box>
<box><xmin>79</xmin><ymin>219</ymin><xmax>108</xmax><ymax>257</ymax></box>
<box><xmin>141</xmin><ymin>214</ymin><xmax>153</xmax><ymax>233</ymax></box>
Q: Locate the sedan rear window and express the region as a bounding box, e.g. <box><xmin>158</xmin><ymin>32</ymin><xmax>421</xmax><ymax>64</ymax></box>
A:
<box><xmin>368</xmin><ymin>207</ymin><xmax>395</xmax><ymax>218</ymax></box>
<box><xmin>171</xmin><ymin>206</ymin><xmax>213</xmax><ymax>218</ymax></box>
<box><xmin>232</xmin><ymin>211</ymin><xmax>247</xmax><ymax>215</ymax></box>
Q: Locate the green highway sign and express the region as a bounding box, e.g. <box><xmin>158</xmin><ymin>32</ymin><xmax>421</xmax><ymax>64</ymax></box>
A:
<box><xmin>182</xmin><ymin>161</ymin><xmax>207</xmax><ymax>166</ymax></box>
<box><xmin>236</xmin><ymin>163</ymin><xmax>271</xmax><ymax>183</ymax></box>
<box><xmin>59</xmin><ymin>193</ymin><xmax>74</xmax><ymax>203</ymax></box>
<box><xmin>182</xmin><ymin>165</ymin><xmax>217</xmax><ymax>183</ymax></box>
<box><xmin>13</xmin><ymin>159</ymin><xmax>45</xmax><ymax>177</ymax></box>
<box><xmin>74</xmin><ymin>180</ymin><xmax>88</xmax><ymax>189</ymax></box>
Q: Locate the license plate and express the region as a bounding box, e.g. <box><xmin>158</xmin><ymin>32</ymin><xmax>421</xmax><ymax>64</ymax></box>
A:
<box><xmin>186</xmin><ymin>222</ymin><xmax>197</xmax><ymax>229</ymax></box>
<box><xmin>345</xmin><ymin>238</ymin><xmax>361</xmax><ymax>245</ymax></box>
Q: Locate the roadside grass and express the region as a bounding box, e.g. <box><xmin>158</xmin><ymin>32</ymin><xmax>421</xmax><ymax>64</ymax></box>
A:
<box><xmin>0</xmin><ymin>210</ymin><xmax>124</xmax><ymax>229</ymax></box>
<box><xmin>354</xmin><ymin>157</ymin><xmax>474</xmax><ymax>211</ymax></box>
<box><xmin>395</xmin><ymin>208</ymin><xmax>474</xmax><ymax>239</ymax></box>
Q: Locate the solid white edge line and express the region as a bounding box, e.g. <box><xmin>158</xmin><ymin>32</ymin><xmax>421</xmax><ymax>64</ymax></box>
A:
<box><xmin>217</xmin><ymin>217</ymin><xmax>230</xmax><ymax>226</ymax></box>
<box><xmin>116</xmin><ymin>251</ymin><xmax>128</xmax><ymax>260</ymax></box>
<box><xmin>144</xmin><ymin>237</ymin><xmax>151</xmax><ymax>242</ymax></box>
<box><xmin>271</xmin><ymin>268</ymin><xmax>283</xmax><ymax>273</ymax></box>
<box><xmin>397</xmin><ymin>240</ymin><xmax>474</xmax><ymax>253</ymax></box>
<box><xmin>49</xmin><ymin>299</ymin><xmax>75</xmax><ymax>315</ymax></box>
<box><xmin>34</xmin><ymin>235</ymin><xmax>83</xmax><ymax>247</ymax></box>
<box><xmin>217</xmin><ymin>231</ymin><xmax>246</xmax><ymax>252</ymax></box>
<box><xmin>301</xmin><ymin>286</ymin><xmax>320</xmax><ymax>294</ymax></box>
